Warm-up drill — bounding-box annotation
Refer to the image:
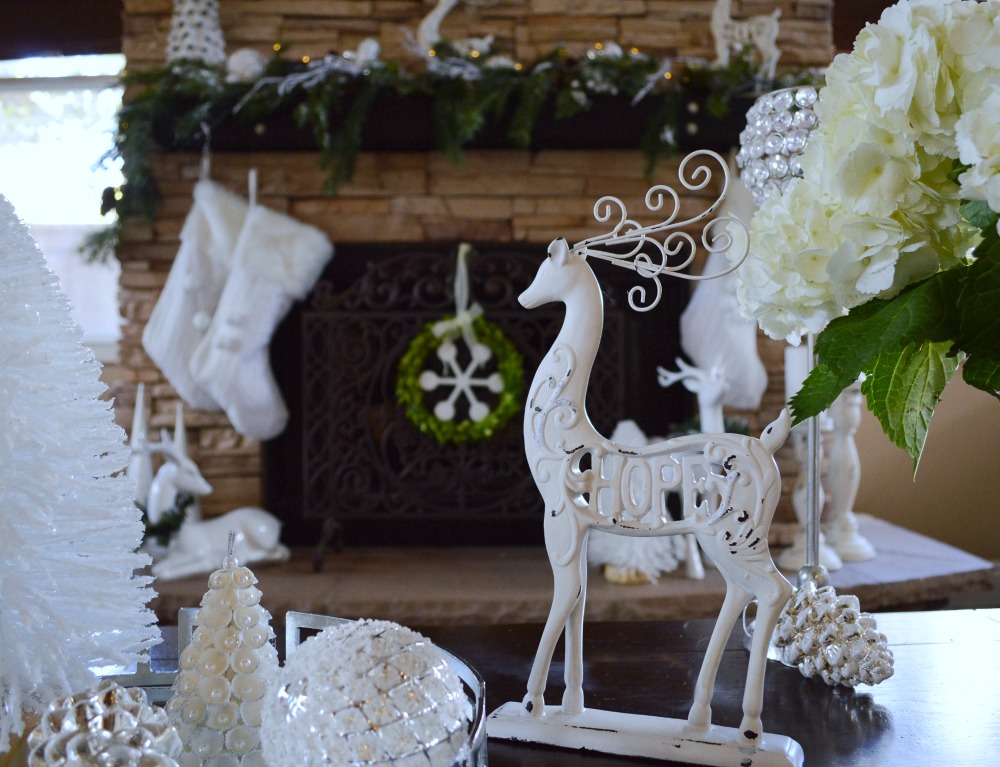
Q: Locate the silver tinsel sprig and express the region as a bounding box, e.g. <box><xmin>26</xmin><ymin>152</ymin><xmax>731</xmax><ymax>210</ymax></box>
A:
<box><xmin>774</xmin><ymin>583</ymin><xmax>894</xmax><ymax>688</ymax></box>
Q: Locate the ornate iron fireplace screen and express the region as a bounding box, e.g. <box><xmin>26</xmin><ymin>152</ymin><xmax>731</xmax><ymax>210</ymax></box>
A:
<box><xmin>263</xmin><ymin>245</ymin><xmax>691</xmax><ymax>554</ymax></box>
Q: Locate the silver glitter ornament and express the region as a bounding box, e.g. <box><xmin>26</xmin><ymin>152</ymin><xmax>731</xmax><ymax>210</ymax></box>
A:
<box><xmin>735</xmin><ymin>85</ymin><xmax>819</xmax><ymax>207</ymax></box>
<box><xmin>773</xmin><ymin>582</ymin><xmax>894</xmax><ymax>688</ymax></box>
<box><xmin>262</xmin><ymin>619</ymin><xmax>472</xmax><ymax>767</ymax></box>
<box><xmin>26</xmin><ymin>679</ymin><xmax>182</xmax><ymax>767</ymax></box>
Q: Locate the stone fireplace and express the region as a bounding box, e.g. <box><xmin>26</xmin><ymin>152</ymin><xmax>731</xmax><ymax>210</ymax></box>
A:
<box><xmin>113</xmin><ymin>0</ymin><xmax>835</xmax><ymax>546</ymax></box>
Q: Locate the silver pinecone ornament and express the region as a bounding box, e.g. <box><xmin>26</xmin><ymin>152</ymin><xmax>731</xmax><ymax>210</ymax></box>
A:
<box><xmin>166</xmin><ymin>553</ymin><xmax>278</xmax><ymax>767</ymax></box>
<box><xmin>27</xmin><ymin>680</ymin><xmax>182</xmax><ymax>767</ymax></box>
<box><xmin>774</xmin><ymin>582</ymin><xmax>894</xmax><ymax>687</ymax></box>
<box><xmin>167</xmin><ymin>0</ymin><xmax>226</xmax><ymax>66</ymax></box>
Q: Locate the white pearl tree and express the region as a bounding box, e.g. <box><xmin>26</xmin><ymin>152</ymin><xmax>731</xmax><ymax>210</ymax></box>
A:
<box><xmin>166</xmin><ymin>549</ymin><xmax>278</xmax><ymax>767</ymax></box>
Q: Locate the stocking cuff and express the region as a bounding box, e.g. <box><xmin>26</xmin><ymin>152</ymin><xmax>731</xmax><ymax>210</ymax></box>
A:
<box><xmin>187</xmin><ymin>180</ymin><xmax>252</xmax><ymax>268</ymax></box>
<box><xmin>235</xmin><ymin>205</ymin><xmax>334</xmax><ymax>298</ymax></box>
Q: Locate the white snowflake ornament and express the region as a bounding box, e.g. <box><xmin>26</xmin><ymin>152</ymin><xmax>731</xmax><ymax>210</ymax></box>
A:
<box><xmin>419</xmin><ymin>333</ymin><xmax>503</xmax><ymax>423</ymax></box>
<box><xmin>166</xmin><ymin>553</ymin><xmax>278</xmax><ymax>767</ymax></box>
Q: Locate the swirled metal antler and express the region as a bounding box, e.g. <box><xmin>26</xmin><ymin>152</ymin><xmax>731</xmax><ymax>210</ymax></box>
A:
<box><xmin>572</xmin><ymin>149</ymin><xmax>749</xmax><ymax>312</ymax></box>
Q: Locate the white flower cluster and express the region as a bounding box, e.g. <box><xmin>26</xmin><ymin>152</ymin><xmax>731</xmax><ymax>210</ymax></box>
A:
<box><xmin>738</xmin><ymin>0</ymin><xmax>1000</xmax><ymax>342</ymax></box>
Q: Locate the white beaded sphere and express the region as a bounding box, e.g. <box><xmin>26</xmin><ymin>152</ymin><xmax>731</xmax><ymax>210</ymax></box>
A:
<box><xmin>261</xmin><ymin>620</ymin><xmax>472</xmax><ymax>767</ymax></box>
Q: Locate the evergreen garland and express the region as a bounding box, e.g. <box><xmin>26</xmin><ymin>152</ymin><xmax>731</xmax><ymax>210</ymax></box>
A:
<box><xmin>87</xmin><ymin>44</ymin><xmax>821</xmax><ymax>260</ymax></box>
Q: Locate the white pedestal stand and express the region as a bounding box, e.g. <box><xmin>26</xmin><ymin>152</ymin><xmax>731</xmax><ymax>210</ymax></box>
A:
<box><xmin>488</xmin><ymin>704</ymin><xmax>804</xmax><ymax>767</ymax></box>
<box><xmin>822</xmin><ymin>380</ymin><xmax>875</xmax><ymax>562</ymax></box>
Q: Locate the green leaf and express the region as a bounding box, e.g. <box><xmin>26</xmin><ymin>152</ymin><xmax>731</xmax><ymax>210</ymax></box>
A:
<box><xmin>789</xmin><ymin>362</ymin><xmax>843</xmax><ymax>425</ymax></box>
<box><xmin>961</xmin><ymin>198</ymin><xmax>999</xmax><ymax>232</ymax></box>
<box><xmin>957</xmin><ymin>224</ymin><xmax>1000</xmax><ymax>358</ymax></box>
<box><xmin>790</xmin><ymin>269</ymin><xmax>963</xmax><ymax>423</ymax></box>
<box><xmin>962</xmin><ymin>355</ymin><xmax>1000</xmax><ymax>399</ymax></box>
<box><xmin>861</xmin><ymin>341</ymin><xmax>960</xmax><ymax>474</ymax></box>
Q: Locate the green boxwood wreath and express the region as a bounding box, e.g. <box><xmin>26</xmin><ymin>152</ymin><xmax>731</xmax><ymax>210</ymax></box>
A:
<box><xmin>396</xmin><ymin>315</ymin><xmax>524</xmax><ymax>444</ymax></box>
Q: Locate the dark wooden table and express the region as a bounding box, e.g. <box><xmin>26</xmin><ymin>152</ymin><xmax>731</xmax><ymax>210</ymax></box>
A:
<box><xmin>419</xmin><ymin>609</ymin><xmax>1000</xmax><ymax>767</ymax></box>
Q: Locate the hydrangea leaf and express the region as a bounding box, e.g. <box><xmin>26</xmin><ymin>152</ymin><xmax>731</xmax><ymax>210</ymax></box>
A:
<box><xmin>962</xmin><ymin>355</ymin><xmax>1000</xmax><ymax>400</ymax></box>
<box><xmin>957</xmin><ymin>225</ymin><xmax>1000</xmax><ymax>359</ymax></box>
<box><xmin>860</xmin><ymin>341</ymin><xmax>960</xmax><ymax>474</ymax></box>
<box><xmin>955</xmin><ymin>228</ymin><xmax>1000</xmax><ymax>400</ymax></box>
<box><xmin>790</xmin><ymin>270</ymin><xmax>962</xmax><ymax>424</ymax></box>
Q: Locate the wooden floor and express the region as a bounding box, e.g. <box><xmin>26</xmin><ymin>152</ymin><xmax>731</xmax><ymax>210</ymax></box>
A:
<box><xmin>150</xmin><ymin>515</ymin><xmax>997</xmax><ymax>626</ymax></box>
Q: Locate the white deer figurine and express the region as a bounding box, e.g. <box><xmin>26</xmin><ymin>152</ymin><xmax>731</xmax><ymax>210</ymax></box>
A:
<box><xmin>658</xmin><ymin>358</ymin><xmax>728</xmax><ymax>434</ymax></box>
<box><xmin>488</xmin><ymin>152</ymin><xmax>802</xmax><ymax>766</ymax></box>
<box><xmin>416</xmin><ymin>0</ymin><xmax>494</xmax><ymax>57</ymax></box>
<box><xmin>710</xmin><ymin>0</ymin><xmax>781</xmax><ymax>83</ymax></box>
<box><xmin>145</xmin><ymin>412</ymin><xmax>213</xmax><ymax>527</ymax></box>
<box><xmin>656</xmin><ymin>358</ymin><xmax>734</xmax><ymax>579</ymax></box>
<box><xmin>141</xmin><ymin>407</ymin><xmax>290</xmax><ymax>581</ymax></box>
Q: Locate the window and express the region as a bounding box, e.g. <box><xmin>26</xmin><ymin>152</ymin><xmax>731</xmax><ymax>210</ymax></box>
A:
<box><xmin>0</xmin><ymin>54</ymin><xmax>125</xmax><ymax>362</ymax></box>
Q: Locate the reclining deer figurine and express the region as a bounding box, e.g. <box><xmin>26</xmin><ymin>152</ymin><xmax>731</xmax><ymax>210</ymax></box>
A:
<box><xmin>488</xmin><ymin>151</ymin><xmax>800</xmax><ymax>766</ymax></box>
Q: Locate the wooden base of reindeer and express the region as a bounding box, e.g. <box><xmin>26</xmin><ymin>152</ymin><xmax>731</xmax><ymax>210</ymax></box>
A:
<box><xmin>488</xmin><ymin>703</ymin><xmax>804</xmax><ymax>767</ymax></box>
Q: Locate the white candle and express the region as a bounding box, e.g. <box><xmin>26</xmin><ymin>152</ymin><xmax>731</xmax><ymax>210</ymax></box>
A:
<box><xmin>784</xmin><ymin>344</ymin><xmax>810</xmax><ymax>403</ymax></box>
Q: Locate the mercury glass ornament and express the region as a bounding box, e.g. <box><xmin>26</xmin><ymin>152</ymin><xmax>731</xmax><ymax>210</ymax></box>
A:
<box><xmin>261</xmin><ymin>619</ymin><xmax>472</xmax><ymax>767</ymax></box>
<box><xmin>26</xmin><ymin>680</ymin><xmax>182</xmax><ymax>767</ymax></box>
<box><xmin>166</xmin><ymin>555</ymin><xmax>278</xmax><ymax>767</ymax></box>
<box><xmin>735</xmin><ymin>85</ymin><xmax>819</xmax><ymax>207</ymax></box>
<box><xmin>773</xmin><ymin>582</ymin><xmax>894</xmax><ymax>688</ymax></box>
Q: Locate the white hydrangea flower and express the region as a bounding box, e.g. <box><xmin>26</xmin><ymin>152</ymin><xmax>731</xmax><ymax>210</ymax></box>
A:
<box><xmin>737</xmin><ymin>0</ymin><xmax>1000</xmax><ymax>341</ymax></box>
<box><xmin>956</xmin><ymin>89</ymin><xmax>1000</xmax><ymax>212</ymax></box>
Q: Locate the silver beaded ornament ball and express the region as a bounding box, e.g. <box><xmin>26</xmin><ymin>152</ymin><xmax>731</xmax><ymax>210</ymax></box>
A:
<box><xmin>261</xmin><ymin>619</ymin><xmax>472</xmax><ymax>767</ymax></box>
<box><xmin>736</xmin><ymin>85</ymin><xmax>819</xmax><ymax>207</ymax></box>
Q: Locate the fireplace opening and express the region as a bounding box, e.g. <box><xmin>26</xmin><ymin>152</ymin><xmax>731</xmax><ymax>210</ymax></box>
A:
<box><xmin>263</xmin><ymin>243</ymin><xmax>693</xmax><ymax>550</ymax></box>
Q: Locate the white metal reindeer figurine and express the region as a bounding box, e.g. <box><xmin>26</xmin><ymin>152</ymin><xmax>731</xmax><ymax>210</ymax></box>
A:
<box><xmin>487</xmin><ymin>151</ymin><xmax>802</xmax><ymax>767</ymax></box>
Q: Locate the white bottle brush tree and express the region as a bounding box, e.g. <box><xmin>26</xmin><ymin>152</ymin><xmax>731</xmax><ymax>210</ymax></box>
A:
<box><xmin>0</xmin><ymin>194</ymin><xmax>159</xmax><ymax>752</ymax></box>
<box><xmin>166</xmin><ymin>535</ymin><xmax>278</xmax><ymax>767</ymax></box>
<box><xmin>167</xmin><ymin>0</ymin><xmax>227</xmax><ymax>67</ymax></box>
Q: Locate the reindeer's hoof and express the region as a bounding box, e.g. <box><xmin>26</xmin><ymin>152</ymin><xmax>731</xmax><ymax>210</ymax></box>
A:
<box><xmin>522</xmin><ymin>694</ymin><xmax>545</xmax><ymax>717</ymax></box>
<box><xmin>687</xmin><ymin>706</ymin><xmax>712</xmax><ymax>731</ymax></box>
<box><xmin>739</xmin><ymin>717</ymin><xmax>763</xmax><ymax>744</ymax></box>
<box><xmin>561</xmin><ymin>689</ymin><xmax>584</xmax><ymax>715</ymax></box>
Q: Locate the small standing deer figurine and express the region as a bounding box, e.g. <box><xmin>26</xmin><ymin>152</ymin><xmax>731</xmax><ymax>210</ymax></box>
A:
<box><xmin>488</xmin><ymin>151</ymin><xmax>801</xmax><ymax>766</ymax></box>
<box><xmin>711</xmin><ymin>0</ymin><xmax>781</xmax><ymax>83</ymax></box>
<box><xmin>145</xmin><ymin>421</ymin><xmax>213</xmax><ymax>527</ymax></box>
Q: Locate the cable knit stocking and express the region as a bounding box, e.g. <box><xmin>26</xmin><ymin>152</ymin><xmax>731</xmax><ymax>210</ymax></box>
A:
<box><xmin>189</xmin><ymin>204</ymin><xmax>333</xmax><ymax>440</ymax></box>
<box><xmin>142</xmin><ymin>180</ymin><xmax>248</xmax><ymax>410</ymax></box>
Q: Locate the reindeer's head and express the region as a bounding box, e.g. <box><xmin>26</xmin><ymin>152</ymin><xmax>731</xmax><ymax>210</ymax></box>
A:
<box><xmin>519</xmin><ymin>238</ymin><xmax>591</xmax><ymax>310</ymax></box>
<box><xmin>152</xmin><ymin>429</ymin><xmax>213</xmax><ymax>497</ymax></box>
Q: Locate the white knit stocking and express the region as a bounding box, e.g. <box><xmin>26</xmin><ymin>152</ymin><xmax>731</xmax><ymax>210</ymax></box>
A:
<box><xmin>188</xmin><ymin>204</ymin><xmax>333</xmax><ymax>440</ymax></box>
<box><xmin>142</xmin><ymin>179</ymin><xmax>249</xmax><ymax>410</ymax></box>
